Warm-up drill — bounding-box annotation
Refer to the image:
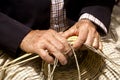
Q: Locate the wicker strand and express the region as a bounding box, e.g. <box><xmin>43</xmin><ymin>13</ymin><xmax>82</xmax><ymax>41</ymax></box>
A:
<box><xmin>46</xmin><ymin>44</ymin><xmax>81</xmax><ymax>80</ymax></box>
<box><xmin>0</xmin><ymin>36</ymin><xmax>120</xmax><ymax>80</ymax></box>
<box><xmin>70</xmin><ymin>44</ymin><xmax>81</xmax><ymax>80</ymax></box>
<box><xmin>0</xmin><ymin>54</ymin><xmax>39</xmax><ymax>71</ymax></box>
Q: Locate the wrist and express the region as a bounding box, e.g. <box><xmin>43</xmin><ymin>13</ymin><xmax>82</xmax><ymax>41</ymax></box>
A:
<box><xmin>20</xmin><ymin>30</ymin><xmax>40</xmax><ymax>52</ymax></box>
<box><xmin>78</xmin><ymin>19</ymin><xmax>97</xmax><ymax>29</ymax></box>
<box><xmin>79</xmin><ymin>13</ymin><xmax>107</xmax><ymax>34</ymax></box>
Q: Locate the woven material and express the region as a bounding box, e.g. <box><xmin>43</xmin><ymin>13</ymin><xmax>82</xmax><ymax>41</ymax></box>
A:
<box><xmin>0</xmin><ymin>37</ymin><xmax>120</xmax><ymax>80</ymax></box>
<box><xmin>51</xmin><ymin>38</ymin><xmax>120</xmax><ymax>80</ymax></box>
<box><xmin>0</xmin><ymin>51</ymin><xmax>44</xmax><ymax>80</ymax></box>
<box><xmin>0</xmin><ymin>2</ymin><xmax>120</xmax><ymax>80</ymax></box>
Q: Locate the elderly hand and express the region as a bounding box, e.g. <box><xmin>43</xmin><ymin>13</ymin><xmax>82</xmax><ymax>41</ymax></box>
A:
<box><xmin>20</xmin><ymin>29</ymin><xmax>71</xmax><ymax>65</ymax></box>
<box><xmin>63</xmin><ymin>19</ymin><xmax>102</xmax><ymax>50</ymax></box>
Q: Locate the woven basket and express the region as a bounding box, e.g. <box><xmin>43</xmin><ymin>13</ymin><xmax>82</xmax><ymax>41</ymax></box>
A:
<box><xmin>0</xmin><ymin>37</ymin><xmax>120</xmax><ymax>80</ymax></box>
<box><xmin>49</xmin><ymin>49</ymin><xmax>104</xmax><ymax>80</ymax></box>
<box><xmin>43</xmin><ymin>38</ymin><xmax>120</xmax><ymax>80</ymax></box>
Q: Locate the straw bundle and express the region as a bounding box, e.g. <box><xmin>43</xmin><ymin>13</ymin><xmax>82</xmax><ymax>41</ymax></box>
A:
<box><xmin>0</xmin><ymin>36</ymin><xmax>120</xmax><ymax>80</ymax></box>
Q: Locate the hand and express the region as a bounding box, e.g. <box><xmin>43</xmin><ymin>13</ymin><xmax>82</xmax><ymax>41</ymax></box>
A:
<box><xmin>63</xmin><ymin>19</ymin><xmax>102</xmax><ymax>50</ymax></box>
<box><xmin>20</xmin><ymin>29</ymin><xmax>71</xmax><ymax>65</ymax></box>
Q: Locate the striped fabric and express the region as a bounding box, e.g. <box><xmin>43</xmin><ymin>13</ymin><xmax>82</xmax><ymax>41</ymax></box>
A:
<box><xmin>79</xmin><ymin>13</ymin><xmax>107</xmax><ymax>34</ymax></box>
<box><xmin>50</xmin><ymin>0</ymin><xmax>68</xmax><ymax>32</ymax></box>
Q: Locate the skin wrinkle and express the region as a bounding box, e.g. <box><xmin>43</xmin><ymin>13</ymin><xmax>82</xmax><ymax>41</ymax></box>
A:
<box><xmin>20</xmin><ymin>19</ymin><xmax>102</xmax><ymax>65</ymax></box>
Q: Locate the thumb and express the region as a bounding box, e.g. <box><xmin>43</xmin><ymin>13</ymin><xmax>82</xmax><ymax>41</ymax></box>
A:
<box><xmin>62</xmin><ymin>27</ymin><xmax>76</xmax><ymax>39</ymax></box>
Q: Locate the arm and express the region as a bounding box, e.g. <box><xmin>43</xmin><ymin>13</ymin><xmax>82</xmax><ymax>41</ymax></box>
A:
<box><xmin>63</xmin><ymin>0</ymin><xmax>115</xmax><ymax>49</ymax></box>
<box><xmin>0</xmin><ymin>12</ymin><xmax>31</xmax><ymax>57</ymax></box>
<box><xmin>80</xmin><ymin>0</ymin><xmax>115</xmax><ymax>35</ymax></box>
<box><xmin>0</xmin><ymin>12</ymin><xmax>70</xmax><ymax>65</ymax></box>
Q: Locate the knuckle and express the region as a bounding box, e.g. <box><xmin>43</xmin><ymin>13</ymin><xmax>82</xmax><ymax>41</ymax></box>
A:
<box><xmin>34</xmin><ymin>40</ymin><xmax>46</xmax><ymax>49</ymax></box>
<box><xmin>41</xmin><ymin>53</ymin><xmax>47</xmax><ymax>59</ymax></box>
<box><xmin>61</xmin><ymin>39</ymin><xmax>67</xmax><ymax>44</ymax></box>
<box><xmin>79</xmin><ymin>38</ymin><xmax>85</xmax><ymax>43</ymax></box>
<box><xmin>58</xmin><ymin>44</ymin><xmax>64</xmax><ymax>51</ymax></box>
<box><xmin>48</xmin><ymin>29</ymin><xmax>55</xmax><ymax>33</ymax></box>
<box><xmin>42</xmin><ymin>33</ymin><xmax>49</xmax><ymax>38</ymax></box>
<box><xmin>50</xmin><ymin>47</ymin><xmax>57</xmax><ymax>54</ymax></box>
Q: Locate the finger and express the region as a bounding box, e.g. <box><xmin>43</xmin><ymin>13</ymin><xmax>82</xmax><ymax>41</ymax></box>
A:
<box><xmin>54</xmin><ymin>33</ymin><xmax>71</xmax><ymax>53</ymax></box>
<box><xmin>99</xmin><ymin>37</ymin><xmax>103</xmax><ymax>50</ymax></box>
<box><xmin>47</xmin><ymin>31</ymin><xmax>71</xmax><ymax>54</ymax></box>
<box><xmin>92</xmin><ymin>33</ymin><xmax>102</xmax><ymax>49</ymax></box>
<box><xmin>38</xmin><ymin>49</ymin><xmax>54</xmax><ymax>64</ymax></box>
<box><xmin>46</xmin><ymin>33</ymin><xmax>66</xmax><ymax>52</ymax></box>
<box><xmin>84</xmin><ymin>30</ymin><xmax>95</xmax><ymax>46</ymax></box>
<box><xmin>59</xmin><ymin>32</ymin><xmax>64</xmax><ymax>34</ymax></box>
<box><xmin>92</xmin><ymin>37</ymin><xmax>99</xmax><ymax>49</ymax></box>
<box><xmin>62</xmin><ymin>27</ymin><xmax>76</xmax><ymax>39</ymax></box>
<box><xmin>73</xmin><ymin>28</ymin><xmax>88</xmax><ymax>49</ymax></box>
<box><xmin>45</xmin><ymin>41</ymin><xmax>67</xmax><ymax>65</ymax></box>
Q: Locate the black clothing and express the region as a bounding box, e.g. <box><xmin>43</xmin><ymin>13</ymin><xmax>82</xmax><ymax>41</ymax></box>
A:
<box><xmin>0</xmin><ymin>0</ymin><xmax>115</xmax><ymax>57</ymax></box>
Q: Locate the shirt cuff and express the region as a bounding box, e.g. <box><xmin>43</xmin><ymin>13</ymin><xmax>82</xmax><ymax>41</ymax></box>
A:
<box><xmin>79</xmin><ymin>13</ymin><xmax>107</xmax><ymax>34</ymax></box>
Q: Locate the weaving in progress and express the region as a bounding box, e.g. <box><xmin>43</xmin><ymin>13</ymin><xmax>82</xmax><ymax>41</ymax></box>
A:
<box><xmin>0</xmin><ymin>0</ymin><xmax>120</xmax><ymax>80</ymax></box>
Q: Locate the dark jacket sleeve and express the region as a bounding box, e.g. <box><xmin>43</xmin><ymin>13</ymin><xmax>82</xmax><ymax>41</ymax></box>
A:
<box><xmin>65</xmin><ymin>0</ymin><xmax>115</xmax><ymax>35</ymax></box>
<box><xmin>0</xmin><ymin>12</ymin><xmax>31</xmax><ymax>57</ymax></box>
<box><xmin>80</xmin><ymin>0</ymin><xmax>115</xmax><ymax>35</ymax></box>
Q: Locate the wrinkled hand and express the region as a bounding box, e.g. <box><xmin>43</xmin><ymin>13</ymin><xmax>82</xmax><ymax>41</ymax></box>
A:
<box><xmin>20</xmin><ymin>29</ymin><xmax>71</xmax><ymax>65</ymax></box>
<box><xmin>63</xmin><ymin>19</ymin><xmax>102</xmax><ymax>50</ymax></box>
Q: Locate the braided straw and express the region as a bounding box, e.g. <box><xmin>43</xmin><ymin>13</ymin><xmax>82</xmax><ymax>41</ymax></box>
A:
<box><xmin>0</xmin><ymin>36</ymin><xmax>120</xmax><ymax>80</ymax></box>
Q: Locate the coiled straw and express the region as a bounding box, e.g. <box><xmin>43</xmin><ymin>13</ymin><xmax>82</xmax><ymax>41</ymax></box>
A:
<box><xmin>0</xmin><ymin>36</ymin><xmax>120</xmax><ymax>80</ymax></box>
